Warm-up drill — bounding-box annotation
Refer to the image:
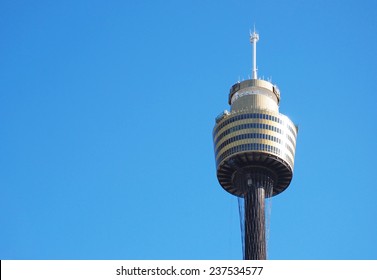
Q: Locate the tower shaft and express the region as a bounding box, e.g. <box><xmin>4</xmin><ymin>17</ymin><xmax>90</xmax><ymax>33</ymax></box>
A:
<box><xmin>245</xmin><ymin>186</ymin><xmax>266</xmax><ymax>259</ymax></box>
<box><xmin>234</xmin><ymin>168</ymin><xmax>274</xmax><ymax>259</ymax></box>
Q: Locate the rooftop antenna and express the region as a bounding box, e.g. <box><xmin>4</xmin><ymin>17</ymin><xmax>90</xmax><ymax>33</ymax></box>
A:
<box><xmin>250</xmin><ymin>27</ymin><xmax>259</xmax><ymax>79</ymax></box>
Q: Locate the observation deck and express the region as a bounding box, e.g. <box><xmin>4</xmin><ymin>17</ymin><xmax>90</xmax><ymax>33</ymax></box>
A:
<box><xmin>213</xmin><ymin>79</ymin><xmax>298</xmax><ymax>197</ymax></box>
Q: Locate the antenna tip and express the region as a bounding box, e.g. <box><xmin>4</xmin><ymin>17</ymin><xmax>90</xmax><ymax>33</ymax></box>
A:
<box><xmin>250</xmin><ymin>30</ymin><xmax>259</xmax><ymax>42</ymax></box>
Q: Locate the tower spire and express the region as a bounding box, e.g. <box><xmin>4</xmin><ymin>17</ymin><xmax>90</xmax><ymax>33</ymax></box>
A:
<box><xmin>250</xmin><ymin>28</ymin><xmax>259</xmax><ymax>79</ymax></box>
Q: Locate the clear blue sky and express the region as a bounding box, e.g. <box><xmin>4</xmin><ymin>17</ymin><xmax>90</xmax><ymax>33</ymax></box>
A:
<box><xmin>1</xmin><ymin>0</ymin><xmax>377</xmax><ymax>260</ymax></box>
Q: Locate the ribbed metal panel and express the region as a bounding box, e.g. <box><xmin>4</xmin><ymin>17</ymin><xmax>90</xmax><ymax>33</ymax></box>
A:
<box><xmin>231</xmin><ymin>94</ymin><xmax>278</xmax><ymax>112</ymax></box>
<box><xmin>228</xmin><ymin>79</ymin><xmax>280</xmax><ymax>105</ymax></box>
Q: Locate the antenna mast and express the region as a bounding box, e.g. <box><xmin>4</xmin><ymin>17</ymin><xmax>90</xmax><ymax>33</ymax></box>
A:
<box><xmin>250</xmin><ymin>29</ymin><xmax>259</xmax><ymax>79</ymax></box>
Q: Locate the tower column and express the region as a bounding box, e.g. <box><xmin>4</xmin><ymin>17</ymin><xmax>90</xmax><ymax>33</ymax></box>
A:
<box><xmin>244</xmin><ymin>185</ymin><xmax>266</xmax><ymax>260</ymax></box>
<box><xmin>233</xmin><ymin>168</ymin><xmax>275</xmax><ymax>260</ymax></box>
